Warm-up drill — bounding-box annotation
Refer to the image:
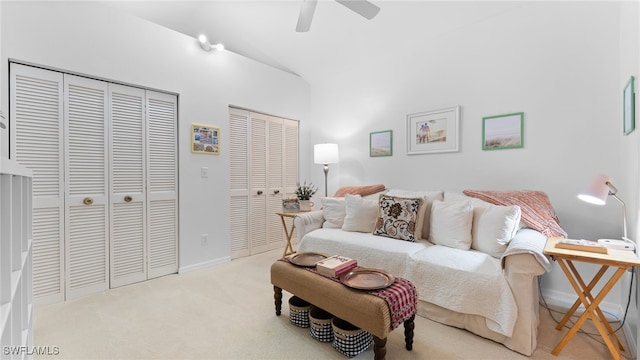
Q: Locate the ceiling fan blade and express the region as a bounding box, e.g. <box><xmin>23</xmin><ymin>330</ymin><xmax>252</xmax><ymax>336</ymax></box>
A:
<box><xmin>296</xmin><ymin>0</ymin><xmax>318</xmax><ymax>32</ymax></box>
<box><xmin>335</xmin><ymin>0</ymin><xmax>380</xmax><ymax>20</ymax></box>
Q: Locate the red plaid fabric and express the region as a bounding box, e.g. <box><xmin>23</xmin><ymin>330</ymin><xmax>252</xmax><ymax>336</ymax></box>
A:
<box><xmin>279</xmin><ymin>258</ymin><xmax>418</xmax><ymax>330</ymax></box>
<box><xmin>368</xmin><ymin>278</ymin><xmax>417</xmax><ymax>329</ymax></box>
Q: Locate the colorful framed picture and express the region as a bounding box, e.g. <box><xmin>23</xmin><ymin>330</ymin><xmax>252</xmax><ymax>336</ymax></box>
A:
<box><xmin>282</xmin><ymin>198</ymin><xmax>300</xmax><ymax>213</ymax></box>
<box><xmin>624</xmin><ymin>76</ymin><xmax>635</xmax><ymax>135</ymax></box>
<box><xmin>191</xmin><ymin>124</ymin><xmax>220</xmax><ymax>154</ymax></box>
<box><xmin>370</xmin><ymin>130</ymin><xmax>393</xmax><ymax>157</ymax></box>
<box><xmin>482</xmin><ymin>112</ymin><xmax>524</xmax><ymax>150</ymax></box>
<box><xmin>407</xmin><ymin>106</ymin><xmax>460</xmax><ymax>155</ymax></box>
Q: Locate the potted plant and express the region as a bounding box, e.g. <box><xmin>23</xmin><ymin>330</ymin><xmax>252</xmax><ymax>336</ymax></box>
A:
<box><xmin>296</xmin><ymin>181</ymin><xmax>317</xmax><ymax>211</ymax></box>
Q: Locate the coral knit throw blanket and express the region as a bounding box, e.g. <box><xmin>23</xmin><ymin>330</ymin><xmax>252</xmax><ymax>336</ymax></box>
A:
<box><xmin>333</xmin><ymin>184</ymin><xmax>386</xmax><ymax>197</ymax></box>
<box><xmin>463</xmin><ymin>190</ymin><xmax>567</xmax><ymax>238</ymax></box>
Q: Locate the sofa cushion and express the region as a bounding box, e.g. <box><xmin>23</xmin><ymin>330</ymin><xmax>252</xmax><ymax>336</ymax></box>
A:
<box><xmin>341</xmin><ymin>194</ymin><xmax>379</xmax><ymax>233</ymax></box>
<box><xmin>472</xmin><ymin>204</ymin><xmax>521</xmax><ymax>258</ymax></box>
<box><xmin>373</xmin><ymin>195</ymin><xmax>424</xmax><ymax>242</ymax></box>
<box><xmin>385</xmin><ymin>189</ymin><xmax>444</xmax><ymax>240</ymax></box>
<box><xmin>429</xmin><ymin>200</ymin><xmax>473</xmax><ymax>250</ymax></box>
<box><xmin>321</xmin><ymin>197</ymin><xmax>347</xmax><ymax>229</ymax></box>
<box><xmin>409</xmin><ymin>245</ymin><xmax>517</xmax><ymax>336</ymax></box>
<box><xmin>297</xmin><ymin>228</ymin><xmax>428</xmax><ymax>278</ymax></box>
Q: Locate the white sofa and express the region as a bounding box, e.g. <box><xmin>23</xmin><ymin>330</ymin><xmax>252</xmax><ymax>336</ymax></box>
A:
<box><xmin>293</xmin><ymin>189</ymin><xmax>554</xmax><ymax>356</ymax></box>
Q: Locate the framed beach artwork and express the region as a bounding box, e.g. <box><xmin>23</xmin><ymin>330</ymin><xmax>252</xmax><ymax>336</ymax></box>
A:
<box><xmin>482</xmin><ymin>112</ymin><xmax>524</xmax><ymax>150</ymax></box>
<box><xmin>191</xmin><ymin>124</ymin><xmax>220</xmax><ymax>154</ymax></box>
<box><xmin>370</xmin><ymin>130</ymin><xmax>393</xmax><ymax>157</ymax></box>
<box><xmin>407</xmin><ymin>106</ymin><xmax>460</xmax><ymax>155</ymax></box>
<box><xmin>623</xmin><ymin>76</ymin><xmax>635</xmax><ymax>135</ymax></box>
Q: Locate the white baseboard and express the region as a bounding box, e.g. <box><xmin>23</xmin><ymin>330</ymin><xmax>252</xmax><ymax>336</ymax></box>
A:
<box><xmin>179</xmin><ymin>256</ymin><xmax>230</xmax><ymax>274</ymax></box>
<box><xmin>541</xmin><ymin>288</ymin><xmax>623</xmax><ymax>321</ymax></box>
<box><xmin>541</xmin><ymin>288</ymin><xmax>637</xmax><ymax>358</ymax></box>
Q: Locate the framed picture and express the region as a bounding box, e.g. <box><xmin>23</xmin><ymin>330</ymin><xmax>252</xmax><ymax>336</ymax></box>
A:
<box><xmin>482</xmin><ymin>112</ymin><xmax>524</xmax><ymax>150</ymax></box>
<box><xmin>192</xmin><ymin>124</ymin><xmax>220</xmax><ymax>154</ymax></box>
<box><xmin>282</xmin><ymin>198</ymin><xmax>300</xmax><ymax>213</ymax></box>
<box><xmin>624</xmin><ymin>76</ymin><xmax>635</xmax><ymax>135</ymax></box>
<box><xmin>370</xmin><ymin>130</ymin><xmax>393</xmax><ymax>157</ymax></box>
<box><xmin>407</xmin><ymin>106</ymin><xmax>460</xmax><ymax>155</ymax></box>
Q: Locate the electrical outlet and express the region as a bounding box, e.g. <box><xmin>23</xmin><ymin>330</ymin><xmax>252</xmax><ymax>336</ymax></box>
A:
<box><xmin>201</xmin><ymin>234</ymin><xmax>208</xmax><ymax>246</ymax></box>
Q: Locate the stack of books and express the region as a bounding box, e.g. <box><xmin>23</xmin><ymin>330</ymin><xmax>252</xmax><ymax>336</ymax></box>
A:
<box><xmin>315</xmin><ymin>255</ymin><xmax>358</xmax><ymax>278</ymax></box>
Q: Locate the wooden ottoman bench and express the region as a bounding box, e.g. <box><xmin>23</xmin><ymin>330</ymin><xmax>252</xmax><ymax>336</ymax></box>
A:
<box><xmin>270</xmin><ymin>260</ymin><xmax>416</xmax><ymax>360</ymax></box>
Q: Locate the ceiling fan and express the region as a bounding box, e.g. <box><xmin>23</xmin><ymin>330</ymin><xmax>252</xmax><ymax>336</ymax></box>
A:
<box><xmin>296</xmin><ymin>0</ymin><xmax>380</xmax><ymax>32</ymax></box>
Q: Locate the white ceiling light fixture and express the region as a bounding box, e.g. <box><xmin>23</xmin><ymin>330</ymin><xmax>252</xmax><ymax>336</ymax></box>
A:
<box><xmin>296</xmin><ymin>0</ymin><xmax>380</xmax><ymax>32</ymax></box>
<box><xmin>198</xmin><ymin>34</ymin><xmax>224</xmax><ymax>52</ymax></box>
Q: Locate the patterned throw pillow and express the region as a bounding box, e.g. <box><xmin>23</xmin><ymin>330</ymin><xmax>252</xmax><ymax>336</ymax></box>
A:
<box><xmin>372</xmin><ymin>195</ymin><xmax>424</xmax><ymax>242</ymax></box>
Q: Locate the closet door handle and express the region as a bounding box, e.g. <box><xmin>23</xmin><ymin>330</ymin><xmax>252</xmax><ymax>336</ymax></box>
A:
<box><xmin>274</xmin><ymin>190</ymin><xmax>280</xmax><ymax>194</ymax></box>
<box><xmin>257</xmin><ymin>190</ymin><xmax>263</xmax><ymax>195</ymax></box>
<box><xmin>83</xmin><ymin>197</ymin><xmax>94</xmax><ymax>206</ymax></box>
<box><xmin>124</xmin><ymin>195</ymin><xmax>132</xmax><ymax>203</ymax></box>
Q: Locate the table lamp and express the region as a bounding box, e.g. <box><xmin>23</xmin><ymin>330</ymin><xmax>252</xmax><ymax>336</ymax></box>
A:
<box><xmin>578</xmin><ymin>174</ymin><xmax>635</xmax><ymax>251</ymax></box>
<box><xmin>314</xmin><ymin>143</ymin><xmax>339</xmax><ymax>197</ymax></box>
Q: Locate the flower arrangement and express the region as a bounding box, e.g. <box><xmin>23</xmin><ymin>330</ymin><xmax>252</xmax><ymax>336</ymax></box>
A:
<box><xmin>296</xmin><ymin>181</ymin><xmax>318</xmax><ymax>200</ymax></box>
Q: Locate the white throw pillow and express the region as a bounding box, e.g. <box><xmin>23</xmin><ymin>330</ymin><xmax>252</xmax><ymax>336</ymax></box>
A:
<box><xmin>321</xmin><ymin>197</ymin><xmax>347</xmax><ymax>229</ymax></box>
<box><xmin>341</xmin><ymin>194</ymin><xmax>379</xmax><ymax>233</ymax></box>
<box><xmin>472</xmin><ymin>204</ymin><xmax>521</xmax><ymax>258</ymax></box>
<box><xmin>429</xmin><ymin>200</ymin><xmax>473</xmax><ymax>250</ymax></box>
<box><xmin>385</xmin><ymin>189</ymin><xmax>443</xmax><ymax>240</ymax></box>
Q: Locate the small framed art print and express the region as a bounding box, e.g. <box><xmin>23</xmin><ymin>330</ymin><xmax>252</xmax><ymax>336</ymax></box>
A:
<box><xmin>482</xmin><ymin>112</ymin><xmax>524</xmax><ymax>150</ymax></box>
<box><xmin>192</xmin><ymin>124</ymin><xmax>220</xmax><ymax>154</ymax></box>
<box><xmin>370</xmin><ymin>130</ymin><xmax>393</xmax><ymax>157</ymax></box>
<box><xmin>624</xmin><ymin>76</ymin><xmax>635</xmax><ymax>135</ymax></box>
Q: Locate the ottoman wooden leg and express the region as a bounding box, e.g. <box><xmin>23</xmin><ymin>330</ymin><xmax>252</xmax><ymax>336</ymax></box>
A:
<box><xmin>404</xmin><ymin>314</ymin><xmax>415</xmax><ymax>350</ymax></box>
<box><xmin>373</xmin><ymin>336</ymin><xmax>387</xmax><ymax>360</ymax></box>
<box><xmin>274</xmin><ymin>286</ymin><xmax>282</xmax><ymax>316</ymax></box>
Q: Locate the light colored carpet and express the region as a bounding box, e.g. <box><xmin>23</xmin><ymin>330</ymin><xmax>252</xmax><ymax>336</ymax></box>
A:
<box><xmin>34</xmin><ymin>249</ymin><xmax>630</xmax><ymax>359</ymax></box>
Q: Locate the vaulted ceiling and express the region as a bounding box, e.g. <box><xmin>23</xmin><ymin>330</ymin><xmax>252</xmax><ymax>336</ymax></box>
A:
<box><xmin>103</xmin><ymin>1</ymin><xmax>522</xmax><ymax>86</ymax></box>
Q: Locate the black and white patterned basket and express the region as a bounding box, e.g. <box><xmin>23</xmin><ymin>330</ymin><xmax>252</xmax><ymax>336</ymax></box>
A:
<box><xmin>331</xmin><ymin>317</ymin><xmax>373</xmax><ymax>357</ymax></box>
<box><xmin>288</xmin><ymin>296</ymin><xmax>312</xmax><ymax>328</ymax></box>
<box><xmin>309</xmin><ymin>306</ymin><xmax>334</xmax><ymax>342</ymax></box>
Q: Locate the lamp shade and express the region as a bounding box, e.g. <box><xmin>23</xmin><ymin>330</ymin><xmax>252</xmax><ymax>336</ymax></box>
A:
<box><xmin>314</xmin><ymin>143</ymin><xmax>339</xmax><ymax>164</ymax></box>
<box><xmin>578</xmin><ymin>174</ymin><xmax>612</xmax><ymax>205</ymax></box>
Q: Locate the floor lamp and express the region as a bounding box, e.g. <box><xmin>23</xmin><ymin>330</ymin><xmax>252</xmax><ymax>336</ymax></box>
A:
<box><xmin>314</xmin><ymin>143</ymin><xmax>339</xmax><ymax>197</ymax></box>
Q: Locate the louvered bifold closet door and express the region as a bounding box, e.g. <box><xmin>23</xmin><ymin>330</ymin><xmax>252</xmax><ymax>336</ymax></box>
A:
<box><xmin>10</xmin><ymin>63</ymin><xmax>65</xmax><ymax>305</ymax></box>
<box><xmin>109</xmin><ymin>84</ymin><xmax>147</xmax><ymax>287</ymax></box>
<box><xmin>283</xmin><ymin>119</ymin><xmax>299</xmax><ymax>243</ymax></box>
<box><xmin>283</xmin><ymin>119</ymin><xmax>299</xmax><ymax>196</ymax></box>
<box><xmin>229</xmin><ymin>108</ymin><xmax>250</xmax><ymax>259</ymax></box>
<box><xmin>146</xmin><ymin>91</ymin><xmax>178</xmax><ymax>279</ymax></box>
<box><xmin>267</xmin><ymin>117</ymin><xmax>284</xmax><ymax>251</ymax></box>
<box><xmin>64</xmin><ymin>75</ymin><xmax>110</xmax><ymax>300</ymax></box>
<box><xmin>249</xmin><ymin>113</ymin><xmax>269</xmax><ymax>254</ymax></box>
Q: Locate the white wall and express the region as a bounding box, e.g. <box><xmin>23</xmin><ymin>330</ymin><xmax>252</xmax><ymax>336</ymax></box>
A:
<box><xmin>619</xmin><ymin>0</ymin><xmax>640</xmax><ymax>349</ymax></box>
<box><xmin>0</xmin><ymin>1</ymin><xmax>310</xmax><ymax>271</ymax></box>
<box><xmin>0</xmin><ymin>1</ymin><xmax>4</xmax><ymax>160</ymax></box>
<box><xmin>304</xmin><ymin>0</ymin><xmax>633</xmax><ymax>317</ymax></box>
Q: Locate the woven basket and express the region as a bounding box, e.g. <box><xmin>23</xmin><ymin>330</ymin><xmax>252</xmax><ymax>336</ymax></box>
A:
<box><xmin>288</xmin><ymin>296</ymin><xmax>312</xmax><ymax>328</ymax></box>
<box><xmin>331</xmin><ymin>317</ymin><xmax>373</xmax><ymax>357</ymax></box>
<box><xmin>309</xmin><ymin>306</ymin><xmax>334</xmax><ymax>342</ymax></box>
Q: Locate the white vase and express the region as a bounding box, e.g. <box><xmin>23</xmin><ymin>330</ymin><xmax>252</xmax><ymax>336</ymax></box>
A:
<box><xmin>299</xmin><ymin>200</ymin><xmax>314</xmax><ymax>212</ymax></box>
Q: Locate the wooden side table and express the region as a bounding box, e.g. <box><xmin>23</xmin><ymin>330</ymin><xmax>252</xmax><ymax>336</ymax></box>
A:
<box><xmin>276</xmin><ymin>212</ymin><xmax>298</xmax><ymax>257</ymax></box>
<box><xmin>544</xmin><ymin>237</ymin><xmax>640</xmax><ymax>359</ymax></box>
